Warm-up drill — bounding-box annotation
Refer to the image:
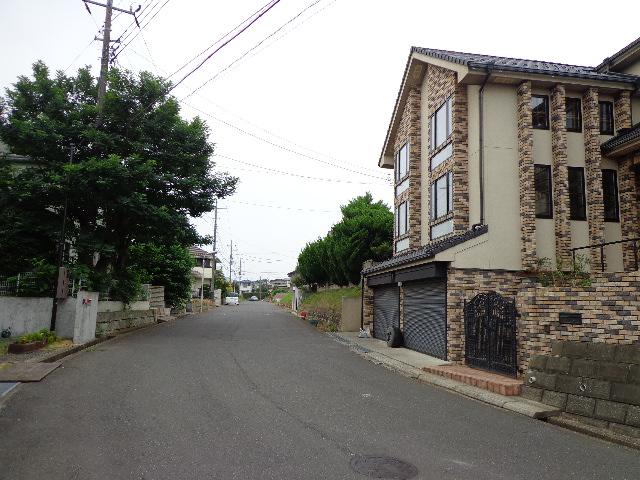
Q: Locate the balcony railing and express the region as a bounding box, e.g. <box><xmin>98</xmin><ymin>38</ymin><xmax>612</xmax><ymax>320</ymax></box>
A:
<box><xmin>570</xmin><ymin>237</ymin><xmax>640</xmax><ymax>272</ymax></box>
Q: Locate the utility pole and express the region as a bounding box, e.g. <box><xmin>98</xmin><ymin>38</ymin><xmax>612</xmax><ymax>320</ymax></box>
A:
<box><xmin>210</xmin><ymin>198</ymin><xmax>218</xmax><ymax>299</ymax></box>
<box><xmin>82</xmin><ymin>1</ymin><xmax>138</xmax><ymax>122</ymax></box>
<box><xmin>229</xmin><ymin>240</ymin><xmax>233</xmax><ymax>292</ymax></box>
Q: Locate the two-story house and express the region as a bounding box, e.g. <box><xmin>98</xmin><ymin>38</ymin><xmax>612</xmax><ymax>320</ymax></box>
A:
<box><xmin>362</xmin><ymin>37</ymin><xmax>640</xmax><ymax>373</ymax></box>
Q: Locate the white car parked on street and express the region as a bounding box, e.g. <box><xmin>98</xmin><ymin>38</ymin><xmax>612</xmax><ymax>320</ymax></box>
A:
<box><xmin>225</xmin><ymin>292</ymin><xmax>239</xmax><ymax>305</ymax></box>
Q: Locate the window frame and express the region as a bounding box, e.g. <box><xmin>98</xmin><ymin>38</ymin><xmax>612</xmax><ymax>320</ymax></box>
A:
<box><xmin>531</xmin><ymin>95</ymin><xmax>550</xmax><ymax>130</ymax></box>
<box><xmin>395</xmin><ymin>142</ymin><xmax>409</xmax><ymax>183</ymax></box>
<box><xmin>430</xmin><ymin>171</ymin><xmax>453</xmax><ymax>221</ymax></box>
<box><xmin>599</xmin><ymin>101</ymin><xmax>615</xmax><ymax>135</ymax></box>
<box><xmin>565</xmin><ymin>97</ymin><xmax>582</xmax><ymax>133</ymax></box>
<box><xmin>568</xmin><ymin>166</ymin><xmax>586</xmax><ymax>221</ymax></box>
<box><xmin>602</xmin><ymin>169</ymin><xmax>620</xmax><ymax>222</ymax></box>
<box><xmin>534</xmin><ymin>164</ymin><xmax>553</xmax><ymax>219</ymax></box>
<box><xmin>396</xmin><ymin>201</ymin><xmax>409</xmax><ymax>236</ymax></box>
<box><xmin>429</xmin><ymin>96</ymin><xmax>453</xmax><ymax>151</ymax></box>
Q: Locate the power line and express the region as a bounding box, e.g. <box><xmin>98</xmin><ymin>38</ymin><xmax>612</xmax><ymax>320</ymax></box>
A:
<box><xmin>167</xmin><ymin>0</ymin><xmax>280</xmax><ymax>80</ymax></box>
<box><xmin>169</xmin><ymin>0</ymin><xmax>282</xmax><ymax>94</ymax></box>
<box><xmin>226</xmin><ymin>199</ymin><xmax>333</xmax><ymax>213</ymax></box>
<box><xmin>181</xmin><ymin>0</ymin><xmax>330</xmax><ymax>99</ymax></box>
<box><xmin>113</xmin><ymin>0</ymin><xmax>172</xmax><ymax>60</ymax></box>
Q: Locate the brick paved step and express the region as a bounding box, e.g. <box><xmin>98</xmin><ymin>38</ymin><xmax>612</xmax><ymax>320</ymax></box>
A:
<box><xmin>423</xmin><ymin>365</ymin><xmax>523</xmax><ymax>396</ymax></box>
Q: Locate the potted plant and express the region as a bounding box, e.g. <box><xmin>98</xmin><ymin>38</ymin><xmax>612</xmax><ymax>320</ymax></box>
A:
<box><xmin>7</xmin><ymin>329</ymin><xmax>56</xmax><ymax>354</ymax></box>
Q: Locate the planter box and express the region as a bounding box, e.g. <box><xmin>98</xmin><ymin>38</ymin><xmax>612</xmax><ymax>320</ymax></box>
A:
<box><xmin>8</xmin><ymin>340</ymin><xmax>47</xmax><ymax>354</ymax></box>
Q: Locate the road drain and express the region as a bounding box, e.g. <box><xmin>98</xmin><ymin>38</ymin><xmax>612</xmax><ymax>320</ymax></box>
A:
<box><xmin>350</xmin><ymin>455</ymin><xmax>418</xmax><ymax>479</ymax></box>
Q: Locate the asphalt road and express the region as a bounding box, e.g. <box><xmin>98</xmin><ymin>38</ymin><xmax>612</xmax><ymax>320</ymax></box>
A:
<box><xmin>1</xmin><ymin>302</ymin><xmax>639</xmax><ymax>480</ymax></box>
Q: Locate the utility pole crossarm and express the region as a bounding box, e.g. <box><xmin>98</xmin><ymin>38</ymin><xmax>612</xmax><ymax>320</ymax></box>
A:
<box><xmin>84</xmin><ymin>0</ymin><xmax>138</xmax><ymax>15</ymax></box>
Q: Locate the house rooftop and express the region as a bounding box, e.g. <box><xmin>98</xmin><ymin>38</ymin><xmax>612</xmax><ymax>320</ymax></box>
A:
<box><xmin>188</xmin><ymin>245</ymin><xmax>212</xmax><ymax>258</ymax></box>
<box><xmin>411</xmin><ymin>47</ymin><xmax>640</xmax><ymax>84</ymax></box>
<box><xmin>601</xmin><ymin>123</ymin><xmax>640</xmax><ymax>155</ymax></box>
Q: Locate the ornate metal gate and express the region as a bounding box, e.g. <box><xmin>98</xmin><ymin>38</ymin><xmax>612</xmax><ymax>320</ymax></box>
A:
<box><xmin>464</xmin><ymin>291</ymin><xmax>518</xmax><ymax>377</ymax></box>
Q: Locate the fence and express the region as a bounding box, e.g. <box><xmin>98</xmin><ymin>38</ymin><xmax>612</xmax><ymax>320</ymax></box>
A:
<box><xmin>0</xmin><ymin>272</ymin><xmax>37</xmax><ymax>296</ymax></box>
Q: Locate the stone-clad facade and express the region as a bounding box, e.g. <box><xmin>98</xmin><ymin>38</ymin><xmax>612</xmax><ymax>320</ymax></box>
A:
<box><xmin>550</xmin><ymin>85</ymin><xmax>571</xmax><ymax>265</ymax></box>
<box><xmin>517</xmin><ymin>81</ymin><xmax>537</xmax><ymax>271</ymax></box>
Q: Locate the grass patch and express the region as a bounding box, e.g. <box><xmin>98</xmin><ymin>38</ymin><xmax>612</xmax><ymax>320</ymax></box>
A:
<box><xmin>0</xmin><ymin>338</ymin><xmax>10</xmax><ymax>355</ymax></box>
<box><xmin>280</xmin><ymin>292</ymin><xmax>292</xmax><ymax>305</ymax></box>
<box><xmin>301</xmin><ymin>287</ymin><xmax>361</xmax><ymax>314</ymax></box>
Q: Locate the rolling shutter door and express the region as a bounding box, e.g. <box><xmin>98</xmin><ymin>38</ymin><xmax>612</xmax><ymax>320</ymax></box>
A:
<box><xmin>403</xmin><ymin>280</ymin><xmax>446</xmax><ymax>359</ymax></box>
<box><xmin>373</xmin><ymin>285</ymin><xmax>399</xmax><ymax>341</ymax></box>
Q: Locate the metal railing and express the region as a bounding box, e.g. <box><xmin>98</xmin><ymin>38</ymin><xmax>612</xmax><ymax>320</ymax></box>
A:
<box><xmin>570</xmin><ymin>237</ymin><xmax>640</xmax><ymax>272</ymax></box>
<box><xmin>0</xmin><ymin>272</ymin><xmax>36</xmax><ymax>296</ymax></box>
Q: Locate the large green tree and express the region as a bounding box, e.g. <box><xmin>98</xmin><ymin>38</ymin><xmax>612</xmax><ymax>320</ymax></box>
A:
<box><xmin>297</xmin><ymin>193</ymin><xmax>393</xmax><ymax>286</ymax></box>
<box><xmin>0</xmin><ymin>62</ymin><xmax>236</xmax><ymax>302</ymax></box>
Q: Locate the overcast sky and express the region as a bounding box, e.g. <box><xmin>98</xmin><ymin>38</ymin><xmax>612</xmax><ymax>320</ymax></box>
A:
<box><xmin>1</xmin><ymin>0</ymin><xmax>638</xmax><ymax>281</ymax></box>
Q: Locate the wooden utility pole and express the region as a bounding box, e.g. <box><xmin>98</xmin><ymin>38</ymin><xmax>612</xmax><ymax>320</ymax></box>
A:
<box><xmin>210</xmin><ymin>199</ymin><xmax>218</xmax><ymax>298</ymax></box>
<box><xmin>229</xmin><ymin>240</ymin><xmax>233</xmax><ymax>292</ymax></box>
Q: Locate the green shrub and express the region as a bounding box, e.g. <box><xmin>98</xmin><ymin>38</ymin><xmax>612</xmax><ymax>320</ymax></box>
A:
<box><xmin>18</xmin><ymin>328</ymin><xmax>57</xmax><ymax>344</ymax></box>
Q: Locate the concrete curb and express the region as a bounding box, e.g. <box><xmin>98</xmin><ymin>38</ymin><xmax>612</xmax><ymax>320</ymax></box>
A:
<box><xmin>547</xmin><ymin>416</ymin><xmax>640</xmax><ymax>451</ymax></box>
<box><xmin>329</xmin><ymin>332</ymin><xmax>559</xmax><ymax>420</ymax></box>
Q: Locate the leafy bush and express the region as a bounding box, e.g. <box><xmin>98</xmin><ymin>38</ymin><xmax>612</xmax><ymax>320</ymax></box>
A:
<box><xmin>536</xmin><ymin>255</ymin><xmax>591</xmax><ymax>287</ymax></box>
<box><xmin>18</xmin><ymin>328</ymin><xmax>57</xmax><ymax>344</ymax></box>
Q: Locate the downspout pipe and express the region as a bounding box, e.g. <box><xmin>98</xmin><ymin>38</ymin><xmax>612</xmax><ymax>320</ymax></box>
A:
<box><xmin>478</xmin><ymin>66</ymin><xmax>492</xmax><ymax>226</ymax></box>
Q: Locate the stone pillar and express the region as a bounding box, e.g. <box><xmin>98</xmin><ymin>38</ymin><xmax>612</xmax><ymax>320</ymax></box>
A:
<box><xmin>583</xmin><ymin>88</ymin><xmax>605</xmax><ymax>269</ymax></box>
<box><xmin>615</xmin><ymin>91</ymin><xmax>632</xmax><ymax>131</ymax></box>
<box><xmin>550</xmin><ymin>85</ymin><xmax>571</xmax><ymax>266</ymax></box>
<box><xmin>452</xmin><ymin>82</ymin><xmax>469</xmax><ymax>232</ymax></box>
<box><xmin>619</xmin><ymin>156</ymin><xmax>640</xmax><ymax>270</ymax></box>
<box><xmin>517</xmin><ymin>81</ymin><xmax>537</xmax><ymax>271</ymax></box>
<box><xmin>362</xmin><ymin>280</ymin><xmax>374</xmax><ymax>330</ymax></box>
<box><xmin>407</xmin><ymin>88</ymin><xmax>422</xmax><ymax>250</ymax></box>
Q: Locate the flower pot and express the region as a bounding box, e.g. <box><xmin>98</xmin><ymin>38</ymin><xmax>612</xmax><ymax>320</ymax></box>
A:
<box><xmin>8</xmin><ymin>340</ymin><xmax>47</xmax><ymax>354</ymax></box>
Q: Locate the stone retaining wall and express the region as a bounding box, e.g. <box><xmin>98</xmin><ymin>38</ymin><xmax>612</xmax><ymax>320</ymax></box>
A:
<box><xmin>523</xmin><ymin>340</ymin><xmax>640</xmax><ymax>439</ymax></box>
<box><xmin>96</xmin><ymin>309</ymin><xmax>157</xmax><ymax>336</ymax></box>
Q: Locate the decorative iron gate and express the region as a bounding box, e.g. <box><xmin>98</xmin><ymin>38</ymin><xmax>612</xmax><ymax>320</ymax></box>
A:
<box><xmin>464</xmin><ymin>291</ymin><xmax>518</xmax><ymax>377</ymax></box>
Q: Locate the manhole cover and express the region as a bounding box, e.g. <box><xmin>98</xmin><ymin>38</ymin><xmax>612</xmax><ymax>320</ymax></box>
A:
<box><xmin>350</xmin><ymin>455</ymin><xmax>418</xmax><ymax>479</ymax></box>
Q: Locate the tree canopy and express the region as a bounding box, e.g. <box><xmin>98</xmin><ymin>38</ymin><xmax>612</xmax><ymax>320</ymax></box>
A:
<box><xmin>0</xmin><ymin>62</ymin><xmax>237</xmax><ymax>304</ymax></box>
<box><xmin>296</xmin><ymin>193</ymin><xmax>393</xmax><ymax>286</ymax></box>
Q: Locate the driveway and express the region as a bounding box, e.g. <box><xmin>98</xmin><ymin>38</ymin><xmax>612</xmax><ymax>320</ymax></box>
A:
<box><xmin>0</xmin><ymin>301</ymin><xmax>638</xmax><ymax>479</ymax></box>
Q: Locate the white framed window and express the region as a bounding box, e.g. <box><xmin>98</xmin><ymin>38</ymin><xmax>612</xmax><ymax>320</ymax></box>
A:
<box><xmin>396</xmin><ymin>201</ymin><xmax>408</xmax><ymax>236</ymax></box>
<box><xmin>395</xmin><ymin>143</ymin><xmax>408</xmax><ymax>183</ymax></box>
<box><xmin>430</xmin><ymin>97</ymin><xmax>453</xmax><ymax>150</ymax></box>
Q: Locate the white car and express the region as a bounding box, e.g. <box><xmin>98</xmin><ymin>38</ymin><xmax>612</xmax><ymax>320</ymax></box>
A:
<box><xmin>225</xmin><ymin>292</ymin><xmax>239</xmax><ymax>305</ymax></box>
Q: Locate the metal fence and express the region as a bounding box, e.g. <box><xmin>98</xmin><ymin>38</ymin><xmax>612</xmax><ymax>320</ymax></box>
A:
<box><xmin>0</xmin><ymin>272</ymin><xmax>37</xmax><ymax>296</ymax></box>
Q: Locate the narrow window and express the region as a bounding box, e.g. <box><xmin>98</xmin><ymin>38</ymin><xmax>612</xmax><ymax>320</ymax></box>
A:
<box><xmin>534</xmin><ymin>164</ymin><xmax>553</xmax><ymax>218</ymax></box>
<box><xmin>599</xmin><ymin>101</ymin><xmax>614</xmax><ymax>135</ymax></box>
<box><xmin>532</xmin><ymin>95</ymin><xmax>549</xmax><ymax>129</ymax></box>
<box><xmin>430</xmin><ymin>96</ymin><xmax>453</xmax><ymax>150</ymax></box>
<box><xmin>431</xmin><ymin>172</ymin><xmax>453</xmax><ymax>220</ymax></box>
<box><xmin>568</xmin><ymin>167</ymin><xmax>586</xmax><ymax>220</ymax></box>
<box><xmin>566</xmin><ymin>98</ymin><xmax>582</xmax><ymax>132</ymax></box>
<box><xmin>397</xmin><ymin>201</ymin><xmax>408</xmax><ymax>235</ymax></box>
<box><xmin>602</xmin><ymin>169</ymin><xmax>619</xmax><ymax>222</ymax></box>
<box><xmin>395</xmin><ymin>143</ymin><xmax>408</xmax><ymax>182</ymax></box>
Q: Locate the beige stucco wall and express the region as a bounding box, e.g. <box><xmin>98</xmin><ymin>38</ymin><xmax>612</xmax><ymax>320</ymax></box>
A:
<box><xmin>441</xmin><ymin>84</ymin><xmax>522</xmax><ymax>270</ymax></box>
<box><xmin>632</xmin><ymin>96</ymin><xmax>640</xmax><ymax>125</ymax></box>
<box><xmin>621</xmin><ymin>63</ymin><xmax>640</xmax><ymax>77</ymax></box>
<box><xmin>420</xmin><ymin>73</ymin><xmax>430</xmax><ymax>244</ymax></box>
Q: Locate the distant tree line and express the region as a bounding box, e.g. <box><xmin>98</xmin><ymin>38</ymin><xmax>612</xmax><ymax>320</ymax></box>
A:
<box><xmin>296</xmin><ymin>193</ymin><xmax>393</xmax><ymax>286</ymax></box>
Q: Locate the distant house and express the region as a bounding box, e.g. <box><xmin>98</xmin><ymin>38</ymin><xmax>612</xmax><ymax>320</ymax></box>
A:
<box><xmin>270</xmin><ymin>278</ymin><xmax>291</xmax><ymax>289</ymax></box>
<box><xmin>238</xmin><ymin>281</ymin><xmax>253</xmax><ymax>294</ymax></box>
<box><xmin>188</xmin><ymin>245</ymin><xmax>214</xmax><ymax>297</ymax></box>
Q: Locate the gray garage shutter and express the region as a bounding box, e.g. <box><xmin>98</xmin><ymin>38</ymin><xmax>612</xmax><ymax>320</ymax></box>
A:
<box><xmin>403</xmin><ymin>280</ymin><xmax>446</xmax><ymax>359</ymax></box>
<box><xmin>373</xmin><ymin>285</ymin><xmax>399</xmax><ymax>341</ymax></box>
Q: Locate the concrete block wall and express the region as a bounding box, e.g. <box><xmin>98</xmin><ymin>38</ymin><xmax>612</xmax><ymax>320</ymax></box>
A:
<box><xmin>0</xmin><ymin>296</ymin><xmax>53</xmax><ymax>336</ymax></box>
<box><xmin>523</xmin><ymin>340</ymin><xmax>640</xmax><ymax>438</ymax></box>
<box><xmin>96</xmin><ymin>309</ymin><xmax>157</xmax><ymax>336</ymax></box>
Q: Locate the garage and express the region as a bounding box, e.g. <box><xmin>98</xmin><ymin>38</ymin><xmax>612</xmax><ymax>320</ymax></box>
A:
<box><xmin>402</xmin><ymin>279</ymin><xmax>446</xmax><ymax>359</ymax></box>
<box><xmin>372</xmin><ymin>285</ymin><xmax>400</xmax><ymax>341</ymax></box>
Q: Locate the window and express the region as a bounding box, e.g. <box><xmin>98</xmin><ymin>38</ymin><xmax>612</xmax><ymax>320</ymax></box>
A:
<box><xmin>395</xmin><ymin>143</ymin><xmax>408</xmax><ymax>182</ymax></box>
<box><xmin>602</xmin><ymin>169</ymin><xmax>619</xmax><ymax>222</ymax></box>
<box><xmin>430</xmin><ymin>97</ymin><xmax>453</xmax><ymax>150</ymax></box>
<box><xmin>599</xmin><ymin>101</ymin><xmax>614</xmax><ymax>135</ymax></box>
<box><xmin>396</xmin><ymin>201</ymin><xmax>408</xmax><ymax>236</ymax></box>
<box><xmin>568</xmin><ymin>167</ymin><xmax>586</xmax><ymax>220</ymax></box>
<box><xmin>532</xmin><ymin>95</ymin><xmax>549</xmax><ymax>129</ymax></box>
<box><xmin>566</xmin><ymin>98</ymin><xmax>582</xmax><ymax>132</ymax></box>
<box><xmin>431</xmin><ymin>171</ymin><xmax>453</xmax><ymax>220</ymax></box>
<box><xmin>534</xmin><ymin>164</ymin><xmax>553</xmax><ymax>218</ymax></box>
<box><xmin>430</xmin><ymin>143</ymin><xmax>452</xmax><ymax>170</ymax></box>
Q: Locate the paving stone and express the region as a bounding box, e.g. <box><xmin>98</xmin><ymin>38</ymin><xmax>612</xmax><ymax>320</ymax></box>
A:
<box><xmin>546</xmin><ymin>356</ymin><xmax>572</xmax><ymax>374</ymax></box>
<box><xmin>594</xmin><ymin>399</ymin><xmax>628</xmax><ymax>423</ymax></box>
<box><xmin>556</xmin><ymin>375</ymin><xmax>582</xmax><ymax>395</ymax></box>
<box><xmin>611</xmin><ymin>383</ymin><xmax>640</xmax><ymax>406</ymax></box>
<box><xmin>596</xmin><ymin>362</ymin><xmax>630</xmax><ymax>382</ymax></box>
<box><xmin>614</xmin><ymin>344</ymin><xmax>640</xmax><ymax>365</ymax></box>
<box><xmin>528</xmin><ymin>355</ymin><xmax>548</xmax><ymax>371</ymax></box>
<box><xmin>566</xmin><ymin>394</ymin><xmax>596</xmax><ymax>417</ymax></box>
<box><xmin>626</xmin><ymin>405</ymin><xmax>640</xmax><ymax>427</ymax></box>
<box><xmin>0</xmin><ymin>362</ymin><xmax>61</xmax><ymax>382</ymax></box>
<box><xmin>524</xmin><ymin>371</ymin><xmax>557</xmax><ymax>390</ymax></box>
<box><xmin>571</xmin><ymin>358</ymin><xmax>597</xmax><ymax>378</ymax></box>
<box><xmin>587</xmin><ymin>343</ymin><xmax>617</xmax><ymax>362</ymax></box>
<box><xmin>563</xmin><ymin>341</ymin><xmax>590</xmax><ymax>358</ymax></box>
<box><xmin>542</xmin><ymin>390</ymin><xmax>567</xmax><ymax>409</ymax></box>
<box><xmin>582</xmin><ymin>378</ymin><xmax>611</xmax><ymax>400</ymax></box>
<box><xmin>520</xmin><ymin>385</ymin><xmax>543</xmax><ymax>402</ymax></box>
